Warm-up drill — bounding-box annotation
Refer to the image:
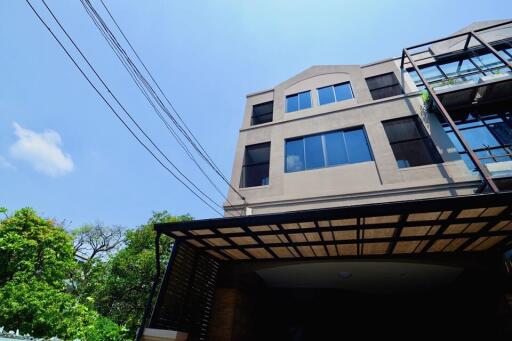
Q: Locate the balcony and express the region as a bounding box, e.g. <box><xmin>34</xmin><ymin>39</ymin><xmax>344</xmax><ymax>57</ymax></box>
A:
<box><xmin>401</xmin><ymin>20</ymin><xmax>512</xmax><ymax>193</ymax></box>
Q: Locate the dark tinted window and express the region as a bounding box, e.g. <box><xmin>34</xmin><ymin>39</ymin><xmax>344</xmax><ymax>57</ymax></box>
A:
<box><xmin>251</xmin><ymin>101</ymin><xmax>273</xmax><ymax>125</ymax></box>
<box><xmin>383</xmin><ymin>116</ymin><xmax>442</xmax><ymax>168</ymax></box>
<box><xmin>240</xmin><ymin>143</ymin><xmax>270</xmax><ymax>187</ymax></box>
<box><xmin>366</xmin><ymin>73</ymin><xmax>403</xmax><ymax>100</ymax></box>
<box><xmin>285</xmin><ymin>127</ymin><xmax>372</xmax><ymax>172</ymax></box>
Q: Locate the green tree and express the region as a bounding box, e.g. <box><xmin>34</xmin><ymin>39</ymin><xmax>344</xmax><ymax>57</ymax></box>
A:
<box><xmin>0</xmin><ymin>278</ymin><xmax>126</xmax><ymax>340</ymax></box>
<box><xmin>0</xmin><ymin>208</ymin><xmax>128</xmax><ymax>340</ymax></box>
<box><xmin>0</xmin><ymin>207</ymin><xmax>76</xmax><ymax>287</ymax></box>
<box><xmin>82</xmin><ymin>211</ymin><xmax>192</xmax><ymax>337</ymax></box>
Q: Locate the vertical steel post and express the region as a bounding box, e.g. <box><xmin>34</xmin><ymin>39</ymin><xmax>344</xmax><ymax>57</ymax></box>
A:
<box><xmin>135</xmin><ymin>232</ymin><xmax>162</xmax><ymax>341</ymax></box>
<box><xmin>402</xmin><ymin>48</ymin><xmax>499</xmax><ymax>193</ymax></box>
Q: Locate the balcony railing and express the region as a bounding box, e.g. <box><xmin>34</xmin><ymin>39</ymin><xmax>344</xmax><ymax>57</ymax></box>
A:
<box><xmin>401</xmin><ymin>20</ymin><xmax>512</xmax><ymax>193</ymax></box>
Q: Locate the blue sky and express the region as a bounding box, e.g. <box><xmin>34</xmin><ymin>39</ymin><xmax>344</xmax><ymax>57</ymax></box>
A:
<box><xmin>1</xmin><ymin>0</ymin><xmax>510</xmax><ymax>228</ymax></box>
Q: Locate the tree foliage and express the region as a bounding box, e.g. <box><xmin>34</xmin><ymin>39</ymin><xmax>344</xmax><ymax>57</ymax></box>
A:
<box><xmin>0</xmin><ymin>208</ymin><xmax>75</xmax><ymax>287</ymax></box>
<box><xmin>72</xmin><ymin>223</ymin><xmax>123</xmax><ymax>263</ymax></box>
<box><xmin>79</xmin><ymin>211</ymin><xmax>192</xmax><ymax>337</ymax></box>
<box><xmin>0</xmin><ymin>207</ymin><xmax>192</xmax><ymax>340</ymax></box>
<box><xmin>0</xmin><ymin>278</ymin><xmax>126</xmax><ymax>340</ymax></box>
<box><xmin>0</xmin><ymin>208</ymin><xmax>128</xmax><ymax>340</ymax></box>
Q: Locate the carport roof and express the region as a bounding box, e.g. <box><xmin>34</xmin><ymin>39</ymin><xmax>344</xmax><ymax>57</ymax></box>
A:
<box><xmin>155</xmin><ymin>193</ymin><xmax>512</xmax><ymax>262</ymax></box>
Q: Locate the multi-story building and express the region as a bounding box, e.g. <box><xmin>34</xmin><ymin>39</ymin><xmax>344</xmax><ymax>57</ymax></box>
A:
<box><xmin>225</xmin><ymin>19</ymin><xmax>512</xmax><ymax>216</ymax></box>
<box><xmin>139</xmin><ymin>20</ymin><xmax>512</xmax><ymax>341</ymax></box>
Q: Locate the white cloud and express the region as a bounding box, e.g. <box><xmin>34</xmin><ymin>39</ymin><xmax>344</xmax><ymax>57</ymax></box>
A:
<box><xmin>9</xmin><ymin>122</ymin><xmax>74</xmax><ymax>177</ymax></box>
<box><xmin>0</xmin><ymin>155</ymin><xmax>15</xmax><ymax>170</ymax></box>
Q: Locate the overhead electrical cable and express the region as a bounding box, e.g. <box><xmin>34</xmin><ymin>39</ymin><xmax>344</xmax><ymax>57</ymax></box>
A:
<box><xmin>94</xmin><ymin>0</ymin><xmax>247</xmax><ymax>203</ymax></box>
<box><xmin>27</xmin><ymin>0</ymin><xmax>224</xmax><ymax>216</ymax></box>
<box><xmin>79</xmin><ymin>0</ymin><xmax>246</xmax><ymax>216</ymax></box>
<box><xmin>79</xmin><ymin>0</ymin><xmax>233</xmax><ymax>208</ymax></box>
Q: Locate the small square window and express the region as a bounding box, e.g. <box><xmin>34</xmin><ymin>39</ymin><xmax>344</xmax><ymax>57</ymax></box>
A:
<box><xmin>383</xmin><ymin>116</ymin><xmax>442</xmax><ymax>168</ymax></box>
<box><xmin>286</xmin><ymin>91</ymin><xmax>312</xmax><ymax>112</ymax></box>
<box><xmin>317</xmin><ymin>82</ymin><xmax>353</xmax><ymax>105</ymax></box>
<box><xmin>366</xmin><ymin>73</ymin><xmax>403</xmax><ymax>100</ymax></box>
<box><xmin>251</xmin><ymin>101</ymin><xmax>273</xmax><ymax>125</ymax></box>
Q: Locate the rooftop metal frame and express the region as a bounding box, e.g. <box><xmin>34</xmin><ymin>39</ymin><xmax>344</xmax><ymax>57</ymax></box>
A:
<box><xmin>400</xmin><ymin>20</ymin><xmax>512</xmax><ymax>193</ymax></box>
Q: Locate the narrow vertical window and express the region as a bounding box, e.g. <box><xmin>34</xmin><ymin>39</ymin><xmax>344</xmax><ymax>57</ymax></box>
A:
<box><xmin>383</xmin><ymin>116</ymin><xmax>442</xmax><ymax>168</ymax></box>
<box><xmin>240</xmin><ymin>142</ymin><xmax>271</xmax><ymax>187</ymax></box>
<box><xmin>285</xmin><ymin>138</ymin><xmax>305</xmax><ymax>172</ymax></box>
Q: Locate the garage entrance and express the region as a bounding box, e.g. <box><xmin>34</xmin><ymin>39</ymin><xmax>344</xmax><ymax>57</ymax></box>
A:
<box><xmin>144</xmin><ymin>193</ymin><xmax>512</xmax><ymax>341</ymax></box>
<box><xmin>210</xmin><ymin>260</ymin><xmax>512</xmax><ymax>340</ymax></box>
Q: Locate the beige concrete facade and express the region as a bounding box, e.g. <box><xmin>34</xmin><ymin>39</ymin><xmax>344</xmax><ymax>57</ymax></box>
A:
<box><xmin>224</xmin><ymin>21</ymin><xmax>512</xmax><ymax>216</ymax></box>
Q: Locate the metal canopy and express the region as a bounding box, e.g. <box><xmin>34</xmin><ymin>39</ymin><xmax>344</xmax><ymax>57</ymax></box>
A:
<box><xmin>155</xmin><ymin>193</ymin><xmax>512</xmax><ymax>262</ymax></box>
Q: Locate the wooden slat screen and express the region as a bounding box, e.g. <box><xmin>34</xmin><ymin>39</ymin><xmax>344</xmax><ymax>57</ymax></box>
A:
<box><xmin>150</xmin><ymin>242</ymin><xmax>220</xmax><ymax>341</ymax></box>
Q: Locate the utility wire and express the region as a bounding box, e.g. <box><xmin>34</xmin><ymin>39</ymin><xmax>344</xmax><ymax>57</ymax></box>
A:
<box><xmin>27</xmin><ymin>0</ymin><xmax>224</xmax><ymax>216</ymax></box>
<box><xmin>96</xmin><ymin>0</ymin><xmax>246</xmax><ymax>203</ymax></box>
<box><xmin>39</xmin><ymin>0</ymin><xmax>223</xmax><ymax>212</ymax></box>
<box><xmin>79</xmin><ymin>0</ymin><xmax>232</xmax><ymax>208</ymax></box>
<box><xmin>80</xmin><ymin>0</ymin><xmax>246</xmax><ymax>216</ymax></box>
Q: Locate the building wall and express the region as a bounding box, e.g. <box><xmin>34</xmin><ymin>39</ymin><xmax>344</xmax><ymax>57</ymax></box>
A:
<box><xmin>225</xmin><ymin>21</ymin><xmax>511</xmax><ymax>216</ymax></box>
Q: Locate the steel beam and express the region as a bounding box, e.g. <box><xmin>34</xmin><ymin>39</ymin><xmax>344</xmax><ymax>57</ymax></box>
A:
<box><xmin>402</xmin><ymin>48</ymin><xmax>499</xmax><ymax>193</ymax></box>
<box><xmin>470</xmin><ymin>31</ymin><xmax>512</xmax><ymax>71</ymax></box>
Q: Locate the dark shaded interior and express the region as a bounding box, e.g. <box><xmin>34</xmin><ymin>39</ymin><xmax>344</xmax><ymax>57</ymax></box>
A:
<box><xmin>210</xmin><ymin>260</ymin><xmax>512</xmax><ymax>341</ymax></box>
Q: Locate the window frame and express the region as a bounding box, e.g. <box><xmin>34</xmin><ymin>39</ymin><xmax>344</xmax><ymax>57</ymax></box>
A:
<box><xmin>365</xmin><ymin>72</ymin><xmax>404</xmax><ymax>100</ymax></box>
<box><xmin>284</xmin><ymin>126</ymin><xmax>373</xmax><ymax>173</ymax></box>
<box><xmin>317</xmin><ymin>82</ymin><xmax>354</xmax><ymax>106</ymax></box>
<box><xmin>285</xmin><ymin>91</ymin><xmax>312</xmax><ymax>113</ymax></box>
<box><xmin>251</xmin><ymin>101</ymin><xmax>273</xmax><ymax>126</ymax></box>
<box><xmin>440</xmin><ymin>111</ymin><xmax>512</xmax><ymax>172</ymax></box>
<box><xmin>383</xmin><ymin>115</ymin><xmax>443</xmax><ymax>169</ymax></box>
<box><xmin>240</xmin><ymin>142</ymin><xmax>271</xmax><ymax>188</ymax></box>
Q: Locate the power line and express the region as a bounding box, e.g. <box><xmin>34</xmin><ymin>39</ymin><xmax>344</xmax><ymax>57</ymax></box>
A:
<box><xmin>79</xmin><ymin>0</ymin><xmax>246</xmax><ymax>216</ymax></box>
<box><xmin>79</xmin><ymin>0</ymin><xmax>233</xmax><ymax>207</ymax></box>
<box><xmin>96</xmin><ymin>0</ymin><xmax>246</xmax><ymax>203</ymax></box>
<box><xmin>27</xmin><ymin>0</ymin><xmax>224</xmax><ymax>216</ymax></box>
<box><xmin>39</xmin><ymin>0</ymin><xmax>223</xmax><ymax>213</ymax></box>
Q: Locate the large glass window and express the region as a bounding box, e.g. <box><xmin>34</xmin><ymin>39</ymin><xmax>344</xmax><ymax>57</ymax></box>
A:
<box><xmin>317</xmin><ymin>82</ymin><xmax>354</xmax><ymax>105</ymax></box>
<box><xmin>383</xmin><ymin>116</ymin><xmax>443</xmax><ymax>168</ymax></box>
<box><xmin>286</xmin><ymin>91</ymin><xmax>312</xmax><ymax>112</ymax></box>
<box><xmin>365</xmin><ymin>73</ymin><xmax>403</xmax><ymax>100</ymax></box>
<box><xmin>285</xmin><ymin>127</ymin><xmax>372</xmax><ymax>173</ymax></box>
<box><xmin>240</xmin><ymin>142</ymin><xmax>270</xmax><ymax>187</ymax></box>
<box><xmin>441</xmin><ymin>111</ymin><xmax>512</xmax><ymax>172</ymax></box>
<box><xmin>251</xmin><ymin>101</ymin><xmax>273</xmax><ymax>125</ymax></box>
